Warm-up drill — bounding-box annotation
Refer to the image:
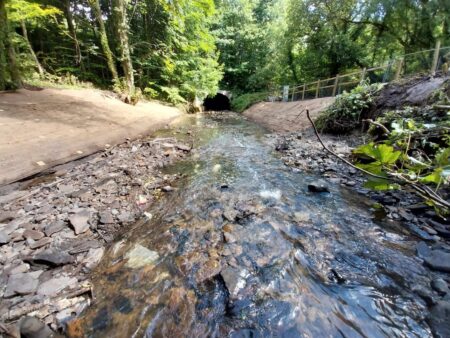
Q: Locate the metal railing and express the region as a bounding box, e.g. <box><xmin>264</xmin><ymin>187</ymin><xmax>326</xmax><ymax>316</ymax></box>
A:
<box><xmin>279</xmin><ymin>45</ymin><xmax>450</xmax><ymax>102</ymax></box>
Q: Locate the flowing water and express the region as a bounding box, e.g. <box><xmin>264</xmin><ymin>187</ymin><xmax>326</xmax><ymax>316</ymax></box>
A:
<box><xmin>78</xmin><ymin>112</ymin><xmax>432</xmax><ymax>337</ymax></box>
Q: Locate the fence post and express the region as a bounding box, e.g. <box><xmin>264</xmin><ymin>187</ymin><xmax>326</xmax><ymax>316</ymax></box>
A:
<box><xmin>394</xmin><ymin>58</ymin><xmax>403</xmax><ymax>80</ymax></box>
<box><xmin>315</xmin><ymin>80</ymin><xmax>320</xmax><ymax>99</ymax></box>
<box><xmin>332</xmin><ymin>75</ymin><xmax>339</xmax><ymax>96</ymax></box>
<box><xmin>431</xmin><ymin>39</ymin><xmax>441</xmax><ymax>76</ymax></box>
<box><xmin>291</xmin><ymin>87</ymin><xmax>295</xmax><ymax>102</ymax></box>
<box><xmin>302</xmin><ymin>84</ymin><xmax>306</xmax><ymax>101</ymax></box>
<box><xmin>360</xmin><ymin>68</ymin><xmax>367</xmax><ymax>82</ymax></box>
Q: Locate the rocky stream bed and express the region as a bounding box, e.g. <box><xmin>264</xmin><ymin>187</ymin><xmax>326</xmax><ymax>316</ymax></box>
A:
<box><xmin>1</xmin><ymin>112</ymin><xmax>450</xmax><ymax>337</ymax></box>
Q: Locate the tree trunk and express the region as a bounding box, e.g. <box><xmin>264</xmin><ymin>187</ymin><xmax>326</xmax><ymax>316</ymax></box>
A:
<box><xmin>112</xmin><ymin>0</ymin><xmax>135</xmax><ymax>97</ymax></box>
<box><xmin>21</xmin><ymin>21</ymin><xmax>45</xmax><ymax>76</ymax></box>
<box><xmin>63</xmin><ymin>0</ymin><xmax>82</xmax><ymax>66</ymax></box>
<box><xmin>0</xmin><ymin>0</ymin><xmax>8</xmax><ymax>90</ymax></box>
<box><xmin>88</xmin><ymin>0</ymin><xmax>119</xmax><ymax>85</ymax></box>
<box><xmin>0</xmin><ymin>0</ymin><xmax>21</xmax><ymax>89</ymax></box>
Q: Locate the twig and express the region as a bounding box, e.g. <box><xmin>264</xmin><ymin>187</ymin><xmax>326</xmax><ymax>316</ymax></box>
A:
<box><xmin>306</xmin><ymin>110</ymin><xmax>450</xmax><ymax>210</ymax></box>
<box><xmin>363</xmin><ymin>119</ymin><xmax>390</xmax><ymax>135</ymax></box>
<box><xmin>306</xmin><ymin>110</ymin><xmax>388</xmax><ymax>180</ymax></box>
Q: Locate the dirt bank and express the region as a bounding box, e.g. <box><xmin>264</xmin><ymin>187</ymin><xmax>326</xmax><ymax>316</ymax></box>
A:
<box><xmin>0</xmin><ymin>88</ymin><xmax>181</xmax><ymax>186</ymax></box>
<box><xmin>243</xmin><ymin>97</ymin><xmax>335</xmax><ymax>133</ymax></box>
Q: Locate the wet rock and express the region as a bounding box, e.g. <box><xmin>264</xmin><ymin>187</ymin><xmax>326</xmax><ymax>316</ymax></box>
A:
<box><xmin>221</xmin><ymin>266</ymin><xmax>247</xmax><ymax>297</ymax></box>
<box><xmin>30</xmin><ymin>249</ymin><xmax>75</xmax><ymax>266</ymax></box>
<box><xmin>196</xmin><ymin>258</ymin><xmax>222</xmax><ymax>283</ymax></box>
<box><xmin>83</xmin><ymin>247</ymin><xmax>105</xmax><ymax>270</ymax></box>
<box><xmin>5</xmin><ymin>270</ymin><xmax>42</xmax><ymax>297</ymax></box>
<box><xmin>20</xmin><ymin>316</ymin><xmax>53</xmax><ymax>338</ymax></box>
<box><xmin>24</xmin><ymin>229</ymin><xmax>45</xmax><ymax>240</ymax></box>
<box><xmin>428</xmin><ymin>220</ymin><xmax>450</xmax><ymax>239</ymax></box>
<box><xmin>224</xmin><ymin>232</ymin><xmax>237</xmax><ymax>244</ymax></box>
<box><xmin>162</xmin><ymin>186</ymin><xmax>174</xmax><ymax>192</ymax></box>
<box><xmin>69</xmin><ymin>210</ymin><xmax>91</xmax><ymax>235</ymax></box>
<box><xmin>428</xmin><ymin>301</ymin><xmax>450</xmax><ymax>338</ymax></box>
<box><xmin>431</xmin><ymin>279</ymin><xmax>449</xmax><ymax>296</ymax></box>
<box><xmin>113</xmin><ymin>295</ymin><xmax>133</xmax><ymax>314</ymax></box>
<box><xmin>307</xmin><ymin>182</ymin><xmax>330</xmax><ymax>193</ymax></box>
<box><xmin>423</xmin><ymin>250</ymin><xmax>450</xmax><ymax>272</ymax></box>
<box><xmin>125</xmin><ymin>244</ymin><xmax>159</xmax><ymax>269</ymax></box>
<box><xmin>0</xmin><ymin>230</ymin><xmax>10</xmax><ymax>245</ymax></box>
<box><xmin>413</xmin><ymin>286</ymin><xmax>436</xmax><ymax>306</ymax></box>
<box><xmin>37</xmin><ymin>276</ymin><xmax>77</xmax><ymax>297</ymax></box>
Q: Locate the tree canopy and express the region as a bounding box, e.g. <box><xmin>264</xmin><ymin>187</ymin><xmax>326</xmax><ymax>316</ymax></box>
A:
<box><xmin>0</xmin><ymin>0</ymin><xmax>448</xmax><ymax>100</ymax></box>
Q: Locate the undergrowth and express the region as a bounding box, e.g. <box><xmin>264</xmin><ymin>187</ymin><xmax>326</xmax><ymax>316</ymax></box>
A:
<box><xmin>231</xmin><ymin>92</ymin><xmax>268</xmax><ymax>113</ymax></box>
<box><xmin>316</xmin><ymin>82</ymin><xmax>383</xmax><ymax>133</ymax></box>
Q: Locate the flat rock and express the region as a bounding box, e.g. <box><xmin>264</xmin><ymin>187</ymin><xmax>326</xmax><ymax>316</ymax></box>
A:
<box><xmin>5</xmin><ymin>270</ymin><xmax>42</xmax><ymax>297</ymax></box>
<box><xmin>44</xmin><ymin>221</ymin><xmax>66</xmax><ymax>237</ymax></box>
<box><xmin>0</xmin><ymin>230</ymin><xmax>10</xmax><ymax>245</ymax></box>
<box><xmin>23</xmin><ymin>229</ymin><xmax>45</xmax><ymax>241</ymax></box>
<box><xmin>31</xmin><ymin>249</ymin><xmax>75</xmax><ymax>266</ymax></box>
<box><xmin>99</xmin><ymin>211</ymin><xmax>114</xmax><ymax>224</ymax></box>
<box><xmin>83</xmin><ymin>247</ymin><xmax>105</xmax><ymax>270</ymax></box>
<box><xmin>69</xmin><ymin>210</ymin><xmax>91</xmax><ymax>235</ymax></box>
<box><xmin>221</xmin><ymin>267</ymin><xmax>248</xmax><ymax>297</ymax></box>
<box><xmin>423</xmin><ymin>250</ymin><xmax>450</xmax><ymax>272</ymax></box>
<box><xmin>37</xmin><ymin>276</ymin><xmax>77</xmax><ymax>297</ymax></box>
<box><xmin>29</xmin><ymin>237</ymin><xmax>52</xmax><ymax>249</ymax></box>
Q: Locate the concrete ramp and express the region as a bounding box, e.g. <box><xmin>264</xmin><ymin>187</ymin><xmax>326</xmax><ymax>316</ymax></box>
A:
<box><xmin>243</xmin><ymin>97</ymin><xmax>335</xmax><ymax>133</ymax></box>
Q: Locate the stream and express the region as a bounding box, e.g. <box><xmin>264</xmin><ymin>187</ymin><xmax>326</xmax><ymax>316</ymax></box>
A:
<box><xmin>77</xmin><ymin>112</ymin><xmax>432</xmax><ymax>337</ymax></box>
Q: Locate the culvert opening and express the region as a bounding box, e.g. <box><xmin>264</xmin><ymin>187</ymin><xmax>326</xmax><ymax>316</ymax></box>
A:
<box><xmin>204</xmin><ymin>93</ymin><xmax>231</xmax><ymax>111</ymax></box>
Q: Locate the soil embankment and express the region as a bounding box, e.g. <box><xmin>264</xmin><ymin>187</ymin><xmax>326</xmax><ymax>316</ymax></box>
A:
<box><xmin>0</xmin><ymin>88</ymin><xmax>181</xmax><ymax>186</ymax></box>
<box><xmin>243</xmin><ymin>97</ymin><xmax>335</xmax><ymax>133</ymax></box>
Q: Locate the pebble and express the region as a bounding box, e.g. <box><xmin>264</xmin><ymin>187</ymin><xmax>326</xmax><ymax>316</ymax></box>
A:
<box><xmin>20</xmin><ymin>316</ymin><xmax>54</xmax><ymax>338</ymax></box>
<box><xmin>0</xmin><ymin>230</ymin><xmax>10</xmax><ymax>245</ymax></box>
<box><xmin>308</xmin><ymin>182</ymin><xmax>330</xmax><ymax>193</ymax></box>
<box><xmin>431</xmin><ymin>278</ymin><xmax>449</xmax><ymax>295</ymax></box>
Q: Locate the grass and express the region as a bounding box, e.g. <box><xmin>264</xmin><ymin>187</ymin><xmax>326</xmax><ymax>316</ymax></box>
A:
<box><xmin>231</xmin><ymin>92</ymin><xmax>268</xmax><ymax>113</ymax></box>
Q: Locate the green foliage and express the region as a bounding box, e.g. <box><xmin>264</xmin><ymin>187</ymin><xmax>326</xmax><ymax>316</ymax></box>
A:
<box><xmin>315</xmin><ymin>83</ymin><xmax>382</xmax><ymax>133</ymax></box>
<box><xmin>352</xmin><ymin>102</ymin><xmax>450</xmax><ymax>212</ymax></box>
<box><xmin>231</xmin><ymin>92</ymin><xmax>268</xmax><ymax>113</ymax></box>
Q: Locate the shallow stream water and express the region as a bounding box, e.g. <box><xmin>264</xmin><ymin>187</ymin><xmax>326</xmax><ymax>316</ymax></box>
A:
<box><xmin>78</xmin><ymin>113</ymin><xmax>432</xmax><ymax>337</ymax></box>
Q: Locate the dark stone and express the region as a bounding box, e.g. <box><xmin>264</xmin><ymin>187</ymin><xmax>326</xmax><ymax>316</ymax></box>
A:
<box><xmin>30</xmin><ymin>249</ymin><xmax>75</xmax><ymax>266</ymax></box>
<box><xmin>428</xmin><ymin>220</ymin><xmax>450</xmax><ymax>239</ymax></box>
<box><xmin>428</xmin><ymin>301</ymin><xmax>450</xmax><ymax>338</ymax></box>
<box><xmin>113</xmin><ymin>296</ymin><xmax>133</xmax><ymax>314</ymax></box>
<box><xmin>431</xmin><ymin>279</ymin><xmax>449</xmax><ymax>296</ymax></box>
<box><xmin>413</xmin><ymin>286</ymin><xmax>436</xmax><ymax>306</ymax></box>
<box><xmin>424</xmin><ymin>250</ymin><xmax>450</xmax><ymax>272</ymax></box>
<box><xmin>307</xmin><ymin>182</ymin><xmax>330</xmax><ymax>193</ymax></box>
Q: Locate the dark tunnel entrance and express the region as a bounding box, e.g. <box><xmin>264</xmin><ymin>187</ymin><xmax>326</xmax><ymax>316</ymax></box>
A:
<box><xmin>203</xmin><ymin>93</ymin><xmax>231</xmax><ymax>111</ymax></box>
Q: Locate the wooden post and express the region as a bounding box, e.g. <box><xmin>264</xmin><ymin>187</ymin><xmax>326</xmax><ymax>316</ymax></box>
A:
<box><xmin>394</xmin><ymin>58</ymin><xmax>403</xmax><ymax>80</ymax></box>
<box><xmin>431</xmin><ymin>39</ymin><xmax>441</xmax><ymax>76</ymax></box>
<box><xmin>332</xmin><ymin>75</ymin><xmax>339</xmax><ymax>96</ymax></box>
<box><xmin>315</xmin><ymin>80</ymin><xmax>320</xmax><ymax>99</ymax></box>
<box><xmin>302</xmin><ymin>84</ymin><xmax>306</xmax><ymax>100</ymax></box>
<box><xmin>360</xmin><ymin>68</ymin><xmax>366</xmax><ymax>82</ymax></box>
<box><xmin>291</xmin><ymin>87</ymin><xmax>295</xmax><ymax>102</ymax></box>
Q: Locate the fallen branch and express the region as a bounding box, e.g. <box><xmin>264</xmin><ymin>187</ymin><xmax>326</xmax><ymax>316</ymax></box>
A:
<box><xmin>306</xmin><ymin>110</ymin><xmax>387</xmax><ymax>180</ymax></box>
<box><xmin>306</xmin><ymin>110</ymin><xmax>450</xmax><ymax>210</ymax></box>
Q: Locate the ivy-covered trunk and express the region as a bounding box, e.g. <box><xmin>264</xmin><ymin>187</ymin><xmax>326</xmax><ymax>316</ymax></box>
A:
<box><xmin>63</xmin><ymin>0</ymin><xmax>82</xmax><ymax>66</ymax></box>
<box><xmin>112</xmin><ymin>0</ymin><xmax>134</xmax><ymax>97</ymax></box>
<box><xmin>88</xmin><ymin>0</ymin><xmax>119</xmax><ymax>86</ymax></box>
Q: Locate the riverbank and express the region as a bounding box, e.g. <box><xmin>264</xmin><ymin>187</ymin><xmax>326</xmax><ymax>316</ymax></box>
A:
<box><xmin>0</xmin><ymin>129</ymin><xmax>192</xmax><ymax>335</ymax></box>
<box><xmin>0</xmin><ymin>88</ymin><xmax>181</xmax><ymax>186</ymax></box>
